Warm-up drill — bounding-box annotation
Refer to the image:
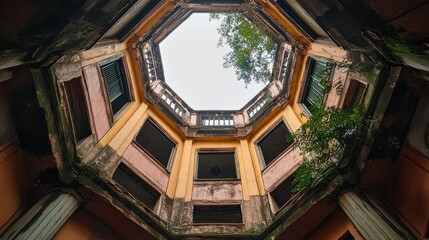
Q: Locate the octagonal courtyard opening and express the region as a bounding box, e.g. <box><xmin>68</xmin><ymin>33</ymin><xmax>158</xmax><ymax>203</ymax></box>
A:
<box><xmin>159</xmin><ymin>12</ymin><xmax>278</xmax><ymax>110</ymax></box>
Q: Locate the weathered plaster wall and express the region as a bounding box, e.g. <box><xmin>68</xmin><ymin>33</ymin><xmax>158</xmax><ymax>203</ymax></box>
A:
<box><xmin>308</xmin><ymin>43</ymin><xmax>347</xmax><ymax>63</ymax></box>
<box><xmin>192</xmin><ymin>181</ymin><xmax>242</xmax><ymax>202</ymax></box>
<box><xmin>122</xmin><ymin>143</ymin><xmax>169</xmax><ymax>193</ymax></box>
<box><xmin>325</xmin><ymin>67</ymin><xmax>349</xmax><ymax>108</ymax></box>
<box><xmin>262</xmin><ymin>147</ymin><xmax>301</xmax><ymax>192</ymax></box>
<box><xmin>82</xmin><ymin>64</ymin><xmax>111</xmax><ymax>140</ymax></box>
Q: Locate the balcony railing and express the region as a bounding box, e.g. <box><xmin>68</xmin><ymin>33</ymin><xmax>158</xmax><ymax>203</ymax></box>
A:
<box><xmin>139</xmin><ymin>40</ymin><xmax>294</xmax><ymax>136</ymax></box>
<box><xmin>142</xmin><ymin>42</ymin><xmax>157</xmax><ymax>82</ymax></box>
<box><xmin>199</xmin><ymin>113</ymin><xmax>234</xmax><ymax>127</ymax></box>
<box><xmin>161</xmin><ymin>91</ymin><xmax>186</xmax><ymax>118</ymax></box>
<box><xmin>247</xmin><ymin>93</ymin><xmax>272</xmax><ymax>119</ymax></box>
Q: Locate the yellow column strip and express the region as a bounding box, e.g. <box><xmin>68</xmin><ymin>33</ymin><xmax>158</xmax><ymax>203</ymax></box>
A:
<box><xmin>236</xmin><ymin>145</ymin><xmax>250</xmax><ymax>200</ymax></box>
<box><xmin>99</xmin><ymin>102</ymin><xmax>139</xmax><ymax>146</ymax></box>
<box><xmin>175</xmin><ymin>139</ymin><xmax>193</xmax><ymax>199</ymax></box>
<box><xmin>248</xmin><ymin>139</ymin><xmax>266</xmax><ymax>196</ymax></box>
<box><xmin>108</xmin><ymin>103</ymin><xmax>148</xmax><ymax>154</ymax></box>
<box><xmin>166</xmin><ymin>141</ymin><xmax>184</xmax><ymax>198</ymax></box>
<box><xmin>240</xmin><ymin>140</ymin><xmax>261</xmax><ymax>196</ymax></box>
<box><xmin>184</xmin><ymin>146</ymin><xmax>196</xmax><ymax>202</ymax></box>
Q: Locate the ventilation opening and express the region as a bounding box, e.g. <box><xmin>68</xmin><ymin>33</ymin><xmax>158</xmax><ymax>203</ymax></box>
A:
<box><xmin>63</xmin><ymin>77</ymin><xmax>91</xmax><ymax>143</ymax></box>
<box><xmin>135</xmin><ymin>119</ymin><xmax>176</xmax><ymax>169</ymax></box>
<box><xmin>112</xmin><ymin>163</ymin><xmax>161</xmax><ymax>209</ymax></box>
<box><xmin>271</xmin><ymin>173</ymin><xmax>296</xmax><ymax>209</ymax></box>
<box><xmin>193</xmin><ymin>205</ymin><xmax>242</xmax><ymax>224</ymax></box>
<box><xmin>197</xmin><ymin>151</ymin><xmax>237</xmax><ymax>179</ymax></box>
<box><xmin>258</xmin><ymin>121</ymin><xmax>293</xmax><ymax>167</ymax></box>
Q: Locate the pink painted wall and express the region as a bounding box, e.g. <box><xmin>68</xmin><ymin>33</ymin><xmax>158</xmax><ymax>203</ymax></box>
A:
<box><xmin>262</xmin><ymin>147</ymin><xmax>302</xmax><ymax>191</ymax></box>
<box><xmin>82</xmin><ymin>65</ymin><xmax>110</xmax><ymax>140</ymax></box>
<box><xmin>122</xmin><ymin>143</ymin><xmax>169</xmax><ymax>193</ymax></box>
<box><xmin>325</xmin><ymin>67</ymin><xmax>348</xmax><ymax>108</ymax></box>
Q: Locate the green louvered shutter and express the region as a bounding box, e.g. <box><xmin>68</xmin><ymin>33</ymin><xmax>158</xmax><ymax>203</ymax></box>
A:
<box><xmin>101</xmin><ymin>59</ymin><xmax>130</xmax><ymax>115</ymax></box>
<box><xmin>302</xmin><ymin>59</ymin><xmax>327</xmax><ymax>111</ymax></box>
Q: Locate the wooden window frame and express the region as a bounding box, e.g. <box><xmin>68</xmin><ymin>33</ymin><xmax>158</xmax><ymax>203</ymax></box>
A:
<box><xmin>192</xmin><ymin>204</ymin><xmax>243</xmax><ymax>224</ymax></box>
<box><xmin>62</xmin><ymin>76</ymin><xmax>92</xmax><ymax>145</ymax></box>
<box><xmin>133</xmin><ymin>117</ymin><xmax>177</xmax><ymax>171</ymax></box>
<box><xmin>98</xmin><ymin>55</ymin><xmax>133</xmax><ymax>123</ymax></box>
<box><xmin>112</xmin><ymin>162</ymin><xmax>161</xmax><ymax>210</ymax></box>
<box><xmin>299</xmin><ymin>57</ymin><xmax>332</xmax><ymax>114</ymax></box>
<box><xmin>256</xmin><ymin>118</ymin><xmax>294</xmax><ymax>169</ymax></box>
<box><xmin>195</xmin><ymin>149</ymin><xmax>239</xmax><ymax>181</ymax></box>
<box><xmin>268</xmin><ymin>172</ymin><xmax>297</xmax><ymax>212</ymax></box>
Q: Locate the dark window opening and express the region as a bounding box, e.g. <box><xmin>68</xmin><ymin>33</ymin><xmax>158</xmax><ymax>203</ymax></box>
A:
<box><xmin>342</xmin><ymin>79</ymin><xmax>366</xmax><ymax>112</ymax></box>
<box><xmin>112</xmin><ymin>163</ymin><xmax>161</xmax><ymax>209</ymax></box>
<box><xmin>302</xmin><ymin>59</ymin><xmax>330</xmax><ymax>111</ymax></box>
<box><xmin>271</xmin><ymin>173</ymin><xmax>296</xmax><ymax>208</ymax></box>
<box><xmin>135</xmin><ymin>119</ymin><xmax>176</xmax><ymax>169</ymax></box>
<box><xmin>197</xmin><ymin>151</ymin><xmax>237</xmax><ymax>179</ymax></box>
<box><xmin>258</xmin><ymin>121</ymin><xmax>293</xmax><ymax>167</ymax></box>
<box><xmin>100</xmin><ymin>58</ymin><xmax>131</xmax><ymax>115</ymax></box>
<box><xmin>64</xmin><ymin>77</ymin><xmax>91</xmax><ymax>142</ymax></box>
<box><xmin>193</xmin><ymin>205</ymin><xmax>242</xmax><ymax>224</ymax></box>
<box><xmin>338</xmin><ymin>231</ymin><xmax>355</xmax><ymax>240</ymax></box>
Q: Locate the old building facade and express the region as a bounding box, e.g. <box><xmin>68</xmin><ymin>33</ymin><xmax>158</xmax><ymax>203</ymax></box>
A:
<box><xmin>1</xmin><ymin>0</ymin><xmax>428</xmax><ymax>239</ymax></box>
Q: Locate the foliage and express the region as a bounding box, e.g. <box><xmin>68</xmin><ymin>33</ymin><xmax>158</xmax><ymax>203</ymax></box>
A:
<box><xmin>290</xmin><ymin>60</ymin><xmax>366</xmax><ymax>193</ymax></box>
<box><xmin>291</xmin><ymin>102</ymin><xmax>365</xmax><ymax>192</ymax></box>
<box><xmin>210</xmin><ymin>13</ymin><xmax>277</xmax><ymax>85</ymax></box>
<box><xmin>336</xmin><ymin>58</ymin><xmax>379</xmax><ymax>83</ymax></box>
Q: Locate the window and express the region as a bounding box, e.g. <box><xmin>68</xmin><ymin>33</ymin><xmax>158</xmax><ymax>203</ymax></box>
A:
<box><xmin>63</xmin><ymin>77</ymin><xmax>91</xmax><ymax>143</ymax></box>
<box><xmin>193</xmin><ymin>205</ymin><xmax>242</xmax><ymax>224</ymax></box>
<box><xmin>112</xmin><ymin>163</ymin><xmax>161</xmax><ymax>209</ymax></box>
<box><xmin>196</xmin><ymin>151</ymin><xmax>237</xmax><ymax>180</ymax></box>
<box><xmin>301</xmin><ymin>58</ymin><xmax>331</xmax><ymax>112</ymax></box>
<box><xmin>135</xmin><ymin>119</ymin><xmax>176</xmax><ymax>169</ymax></box>
<box><xmin>257</xmin><ymin>121</ymin><xmax>293</xmax><ymax>167</ymax></box>
<box><xmin>100</xmin><ymin>58</ymin><xmax>131</xmax><ymax>116</ymax></box>
<box><xmin>342</xmin><ymin>79</ymin><xmax>367</xmax><ymax>112</ymax></box>
<box><xmin>270</xmin><ymin>173</ymin><xmax>296</xmax><ymax>209</ymax></box>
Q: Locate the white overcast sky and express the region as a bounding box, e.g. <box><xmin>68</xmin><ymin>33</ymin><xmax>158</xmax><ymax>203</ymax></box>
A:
<box><xmin>159</xmin><ymin>13</ymin><xmax>267</xmax><ymax>110</ymax></box>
